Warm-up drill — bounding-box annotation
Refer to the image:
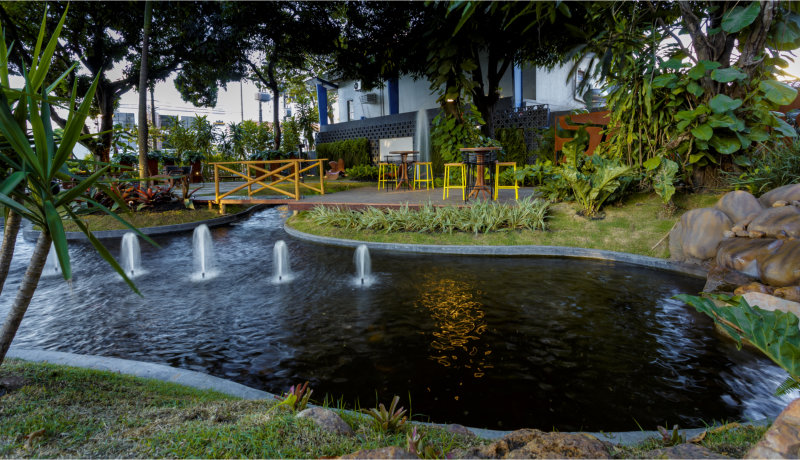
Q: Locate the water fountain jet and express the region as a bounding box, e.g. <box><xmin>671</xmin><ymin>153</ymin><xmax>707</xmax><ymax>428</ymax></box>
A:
<box><xmin>354</xmin><ymin>244</ymin><xmax>372</xmax><ymax>287</ymax></box>
<box><xmin>273</xmin><ymin>240</ymin><xmax>293</xmax><ymax>283</ymax></box>
<box><xmin>192</xmin><ymin>224</ymin><xmax>217</xmax><ymax>281</ymax></box>
<box><xmin>120</xmin><ymin>232</ymin><xmax>143</xmax><ymax>278</ymax></box>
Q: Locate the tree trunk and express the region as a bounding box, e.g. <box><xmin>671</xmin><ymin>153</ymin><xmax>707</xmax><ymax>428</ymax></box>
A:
<box><xmin>267</xmin><ymin>62</ymin><xmax>282</xmax><ymax>151</ymax></box>
<box><xmin>93</xmin><ymin>83</ymin><xmax>116</xmax><ymax>164</ymax></box>
<box><xmin>138</xmin><ymin>0</ymin><xmax>153</xmax><ymax>186</ymax></box>
<box><xmin>0</xmin><ymin>231</ymin><xmax>51</xmax><ymax>367</ymax></box>
<box><xmin>0</xmin><ymin>209</ymin><xmax>22</xmax><ymax>297</ymax></box>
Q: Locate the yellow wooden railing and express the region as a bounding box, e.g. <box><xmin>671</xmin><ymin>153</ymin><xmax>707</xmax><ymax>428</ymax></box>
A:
<box><xmin>211</xmin><ymin>159</ymin><xmax>326</xmax><ymax>204</ymax></box>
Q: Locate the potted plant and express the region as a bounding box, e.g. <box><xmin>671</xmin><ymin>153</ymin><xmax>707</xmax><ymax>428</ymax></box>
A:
<box><xmin>249</xmin><ymin>150</ymin><xmax>280</xmax><ymax>181</ymax></box>
<box><xmin>146</xmin><ymin>149</ymin><xmax>162</xmax><ymax>176</ymax></box>
<box><xmin>112</xmin><ymin>152</ymin><xmax>137</xmax><ymax>171</ymax></box>
<box><xmin>185</xmin><ymin>150</ymin><xmax>205</xmax><ymax>183</ymax></box>
<box><xmin>161</xmin><ymin>150</ymin><xmax>178</xmax><ymax>166</ymax></box>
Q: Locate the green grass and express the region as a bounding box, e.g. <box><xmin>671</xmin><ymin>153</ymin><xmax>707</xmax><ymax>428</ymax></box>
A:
<box><xmin>287</xmin><ymin>191</ymin><xmax>722</xmax><ymax>258</ymax></box>
<box><xmin>0</xmin><ymin>360</ymin><xmax>766</xmax><ymax>458</ymax></box>
<box><xmin>610</xmin><ymin>423</ymin><xmax>767</xmax><ymax>458</ymax></box>
<box><xmin>0</xmin><ymin>360</ymin><xmax>484</xmax><ymax>458</ymax></box>
<box><xmin>59</xmin><ymin>205</ymin><xmax>251</xmax><ymax>233</ymax></box>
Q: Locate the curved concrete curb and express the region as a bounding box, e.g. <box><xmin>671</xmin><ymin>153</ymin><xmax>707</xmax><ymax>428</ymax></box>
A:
<box><xmin>6</xmin><ymin>347</ymin><xmax>769</xmax><ymax>445</ymax></box>
<box><xmin>23</xmin><ymin>204</ymin><xmax>267</xmax><ymax>242</ymax></box>
<box><xmin>284</xmin><ymin>224</ymin><xmax>708</xmax><ymax>278</ymax></box>
<box><xmin>7</xmin><ymin>348</ymin><xmax>272</xmax><ymax>400</ymax></box>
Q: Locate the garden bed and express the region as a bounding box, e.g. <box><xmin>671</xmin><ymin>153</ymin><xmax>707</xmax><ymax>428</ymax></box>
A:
<box><xmin>286</xmin><ymin>191</ymin><xmax>722</xmax><ymax>258</ymax></box>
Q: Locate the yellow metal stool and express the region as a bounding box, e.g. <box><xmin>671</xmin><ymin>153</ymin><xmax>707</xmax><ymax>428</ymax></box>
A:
<box><xmin>378</xmin><ymin>162</ymin><xmax>398</xmax><ymax>190</ymax></box>
<box><xmin>442</xmin><ymin>162</ymin><xmax>466</xmax><ymax>200</ymax></box>
<box><xmin>494</xmin><ymin>162</ymin><xmax>519</xmax><ymax>200</ymax></box>
<box><xmin>412</xmin><ymin>162</ymin><xmax>433</xmax><ymax>190</ymax></box>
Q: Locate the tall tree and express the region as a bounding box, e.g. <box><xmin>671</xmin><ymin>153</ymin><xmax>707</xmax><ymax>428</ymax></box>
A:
<box><xmin>0</xmin><ymin>2</ymin><xmax>220</xmax><ymax>163</ymax></box>
<box><xmin>137</xmin><ymin>0</ymin><xmax>153</xmax><ymax>183</ymax></box>
<box><xmin>177</xmin><ymin>2</ymin><xmax>341</xmax><ymax>150</ymax></box>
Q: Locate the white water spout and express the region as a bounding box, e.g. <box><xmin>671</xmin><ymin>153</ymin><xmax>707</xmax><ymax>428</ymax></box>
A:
<box><xmin>414</xmin><ymin>109</ymin><xmax>431</xmax><ymax>164</ymax></box>
<box><xmin>120</xmin><ymin>232</ymin><xmax>144</xmax><ymax>278</ymax></box>
<box><xmin>272</xmin><ymin>240</ymin><xmax>294</xmax><ymax>283</ymax></box>
<box><xmin>43</xmin><ymin>242</ymin><xmax>61</xmax><ymax>277</ymax></box>
<box><xmin>354</xmin><ymin>244</ymin><xmax>373</xmax><ymax>287</ymax></box>
<box><xmin>192</xmin><ymin>224</ymin><xmax>217</xmax><ymax>281</ymax></box>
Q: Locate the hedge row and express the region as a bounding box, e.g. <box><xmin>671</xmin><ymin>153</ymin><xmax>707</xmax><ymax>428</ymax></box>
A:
<box><xmin>316</xmin><ymin>138</ymin><xmax>371</xmax><ymax>169</ymax></box>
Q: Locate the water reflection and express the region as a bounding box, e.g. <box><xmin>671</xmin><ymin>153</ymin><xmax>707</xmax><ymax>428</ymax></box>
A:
<box><xmin>416</xmin><ymin>278</ymin><xmax>492</xmax><ymax>378</ymax></box>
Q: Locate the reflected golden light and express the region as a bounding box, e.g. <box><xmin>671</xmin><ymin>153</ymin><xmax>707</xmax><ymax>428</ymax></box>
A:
<box><xmin>415</xmin><ymin>278</ymin><xmax>492</xmax><ymax>378</ymax></box>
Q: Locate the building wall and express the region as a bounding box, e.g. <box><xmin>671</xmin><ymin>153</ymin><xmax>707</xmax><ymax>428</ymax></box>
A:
<box><xmin>332</xmin><ymin>61</ymin><xmax>584</xmax><ymax>122</ymax></box>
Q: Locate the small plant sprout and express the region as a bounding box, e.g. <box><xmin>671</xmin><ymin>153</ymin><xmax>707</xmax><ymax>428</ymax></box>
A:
<box><xmin>363</xmin><ymin>395</ymin><xmax>408</xmax><ymax>432</ymax></box>
<box><xmin>657</xmin><ymin>424</ymin><xmax>685</xmax><ymax>446</ymax></box>
<box><xmin>407</xmin><ymin>427</ymin><xmax>442</xmax><ymax>459</ymax></box>
<box><xmin>269</xmin><ymin>381</ymin><xmax>313</xmax><ymax>414</ymax></box>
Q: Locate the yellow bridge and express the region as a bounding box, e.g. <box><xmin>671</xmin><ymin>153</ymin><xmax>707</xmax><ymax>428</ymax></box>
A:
<box><xmin>210</xmin><ymin>159</ymin><xmax>327</xmax><ymax>212</ymax></box>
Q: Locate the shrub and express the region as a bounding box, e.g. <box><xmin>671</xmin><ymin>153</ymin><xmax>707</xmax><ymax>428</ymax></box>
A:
<box><xmin>316</xmin><ymin>138</ymin><xmax>371</xmax><ymax>169</ymax></box>
<box><xmin>726</xmin><ymin>142</ymin><xmax>800</xmax><ymax>195</ymax></box>
<box><xmin>495</xmin><ymin>127</ymin><xmax>529</xmax><ymax>165</ymax></box>
<box><xmin>308</xmin><ymin>197</ymin><xmax>550</xmax><ymax>234</ymax></box>
<box><xmin>345</xmin><ymin>164</ymin><xmax>379</xmax><ymax>181</ymax></box>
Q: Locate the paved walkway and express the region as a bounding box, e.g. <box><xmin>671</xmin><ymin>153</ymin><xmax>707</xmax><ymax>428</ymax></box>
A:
<box><xmin>193</xmin><ymin>180</ymin><xmax>536</xmax><ymax>209</ymax></box>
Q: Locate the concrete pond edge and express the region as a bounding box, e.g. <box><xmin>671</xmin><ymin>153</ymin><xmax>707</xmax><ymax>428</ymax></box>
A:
<box><xmin>22</xmin><ymin>204</ymin><xmax>268</xmax><ymax>242</ymax></box>
<box><xmin>6</xmin><ymin>348</ymin><xmax>769</xmax><ymax>446</ymax></box>
<box><xmin>283</xmin><ymin>223</ymin><xmax>709</xmax><ymax>278</ymax></box>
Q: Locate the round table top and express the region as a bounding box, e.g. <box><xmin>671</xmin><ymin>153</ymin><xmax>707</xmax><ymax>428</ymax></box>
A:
<box><xmin>459</xmin><ymin>147</ymin><xmax>501</xmax><ymax>152</ymax></box>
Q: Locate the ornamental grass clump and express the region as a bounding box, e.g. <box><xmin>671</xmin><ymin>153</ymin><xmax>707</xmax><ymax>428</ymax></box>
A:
<box><xmin>307</xmin><ymin>197</ymin><xmax>549</xmax><ymax>234</ymax></box>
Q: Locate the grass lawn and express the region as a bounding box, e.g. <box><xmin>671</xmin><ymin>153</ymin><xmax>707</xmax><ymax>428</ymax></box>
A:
<box><xmin>0</xmin><ymin>360</ymin><xmax>766</xmax><ymax>458</ymax></box>
<box><xmin>287</xmin><ymin>191</ymin><xmax>722</xmax><ymax>258</ymax></box>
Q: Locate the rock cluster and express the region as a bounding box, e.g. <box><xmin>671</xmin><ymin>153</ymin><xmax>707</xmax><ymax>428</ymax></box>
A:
<box><xmin>452</xmin><ymin>429</ymin><xmax>610</xmax><ymax>459</ymax></box>
<box><xmin>670</xmin><ymin>184</ymin><xmax>800</xmax><ymax>300</ymax></box>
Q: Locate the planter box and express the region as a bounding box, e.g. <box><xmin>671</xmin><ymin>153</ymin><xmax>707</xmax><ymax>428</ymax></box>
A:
<box><xmin>190</xmin><ymin>161</ymin><xmax>203</xmax><ymax>183</ymax></box>
<box><xmin>147</xmin><ymin>158</ymin><xmax>159</xmax><ymax>176</ymax></box>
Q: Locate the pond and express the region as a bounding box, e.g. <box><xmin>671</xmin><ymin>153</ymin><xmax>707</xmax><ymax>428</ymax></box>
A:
<box><xmin>0</xmin><ymin>208</ymin><xmax>790</xmax><ymax>431</ymax></box>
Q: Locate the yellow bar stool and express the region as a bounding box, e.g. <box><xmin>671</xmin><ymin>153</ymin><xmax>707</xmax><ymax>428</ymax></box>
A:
<box><xmin>442</xmin><ymin>162</ymin><xmax>466</xmax><ymax>200</ymax></box>
<box><xmin>378</xmin><ymin>162</ymin><xmax>398</xmax><ymax>190</ymax></box>
<box><xmin>412</xmin><ymin>162</ymin><xmax>433</xmax><ymax>190</ymax></box>
<box><xmin>494</xmin><ymin>162</ymin><xmax>519</xmax><ymax>200</ymax></box>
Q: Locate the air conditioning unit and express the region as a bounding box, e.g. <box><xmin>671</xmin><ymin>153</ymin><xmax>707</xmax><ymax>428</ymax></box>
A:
<box><xmin>359</xmin><ymin>93</ymin><xmax>378</xmax><ymax>104</ymax></box>
<box><xmin>353</xmin><ymin>81</ymin><xmax>362</xmax><ymax>91</ymax></box>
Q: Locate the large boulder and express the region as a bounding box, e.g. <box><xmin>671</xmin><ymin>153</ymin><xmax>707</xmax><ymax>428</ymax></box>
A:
<box><xmin>715</xmin><ymin>238</ymin><xmax>783</xmax><ymax>277</ymax></box>
<box><xmin>748</xmin><ymin>206</ymin><xmax>800</xmax><ymax>239</ymax></box>
<box><xmin>453</xmin><ymin>429</ymin><xmax>609</xmax><ymax>459</ymax></box>
<box><xmin>669</xmin><ymin>208</ymin><xmax>733</xmax><ymax>262</ymax></box>
<box><xmin>746</xmin><ymin>398</ymin><xmax>800</xmax><ymax>459</ymax></box>
<box><xmin>759</xmin><ymin>183</ymin><xmax>800</xmax><ymax>208</ymax></box>
<box><xmin>296</xmin><ymin>407</ymin><xmax>353</xmax><ymax>437</ymax></box>
<box><xmin>759</xmin><ymin>239</ymin><xmax>800</xmax><ymax>287</ymax></box>
<box><xmin>715</xmin><ymin>190</ymin><xmax>763</xmax><ymax>223</ymax></box>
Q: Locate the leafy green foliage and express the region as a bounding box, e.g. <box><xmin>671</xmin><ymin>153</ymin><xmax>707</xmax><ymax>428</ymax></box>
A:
<box><xmin>308</xmin><ymin>198</ymin><xmax>549</xmax><ymax>235</ymax></box>
<box><xmin>657</xmin><ymin>425</ymin><xmax>685</xmax><ymax>447</ymax></box>
<box><xmin>430</xmin><ymin>103</ymin><xmax>497</xmax><ymax>175</ymax></box>
<box><xmin>560</xmin><ymin>147</ymin><xmax>635</xmax><ymax>217</ymax></box>
<box><xmin>315</xmin><ymin>138</ymin><xmax>371</xmax><ymax>168</ymax></box>
<box><xmin>0</xmin><ymin>6</ymin><xmax>155</xmax><ymax>300</ymax></box>
<box><xmin>219</xmin><ymin>121</ymin><xmax>274</xmax><ymax>161</ymax></box>
<box><xmin>407</xmin><ymin>427</ymin><xmax>443</xmax><ymax>459</ymax></box>
<box><xmin>249</xmin><ymin>150</ymin><xmax>284</xmax><ymax>161</ymax></box>
<box><xmin>269</xmin><ymin>381</ymin><xmax>313</xmax><ymax>414</ymax></box>
<box><xmin>280</xmin><ymin>117</ymin><xmax>302</xmax><ymax>155</ymax></box>
<box><xmin>646</xmin><ymin>157</ymin><xmax>680</xmax><ymax>205</ymax></box>
<box><xmin>494</xmin><ymin>128</ymin><xmax>529</xmax><ymax>165</ymax></box>
<box><xmin>726</xmin><ymin>142</ymin><xmax>800</xmax><ymax>194</ymax></box>
<box><xmin>344</xmin><ymin>164</ymin><xmax>379</xmax><ymax>181</ymax></box>
<box><xmin>675</xmin><ymin>293</ymin><xmax>800</xmax><ymax>396</ymax></box>
<box><xmin>362</xmin><ymin>396</ymin><xmax>407</xmax><ymax>433</ymax></box>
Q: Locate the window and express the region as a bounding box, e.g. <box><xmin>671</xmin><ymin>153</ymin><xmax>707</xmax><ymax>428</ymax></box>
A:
<box><xmin>347</xmin><ymin>100</ymin><xmax>354</xmax><ymax>121</ymax></box>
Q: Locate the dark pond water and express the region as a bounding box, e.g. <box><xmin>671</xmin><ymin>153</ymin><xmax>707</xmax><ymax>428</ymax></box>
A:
<box><xmin>0</xmin><ymin>208</ymin><xmax>790</xmax><ymax>431</ymax></box>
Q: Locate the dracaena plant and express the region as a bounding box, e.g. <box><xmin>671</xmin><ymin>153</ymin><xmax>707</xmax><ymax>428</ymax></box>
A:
<box><xmin>0</xmin><ymin>7</ymin><xmax>155</xmax><ymax>367</ymax></box>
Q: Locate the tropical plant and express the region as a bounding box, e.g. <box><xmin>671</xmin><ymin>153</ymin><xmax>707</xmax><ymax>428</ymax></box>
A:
<box><xmin>562</xmin><ymin>155</ymin><xmax>634</xmax><ymax>217</ymax></box>
<box><xmin>362</xmin><ymin>395</ymin><xmax>407</xmax><ymax>433</ymax></box>
<box><xmin>726</xmin><ymin>142</ymin><xmax>800</xmax><ymax>195</ymax></box>
<box><xmin>249</xmin><ymin>150</ymin><xmax>283</xmax><ymax>161</ymax></box>
<box><xmin>183</xmin><ymin>150</ymin><xmax>205</xmax><ymax>164</ymax></box>
<box><xmin>0</xmin><ymin>8</ymin><xmax>154</xmax><ymax>367</ymax></box>
<box><xmin>308</xmin><ymin>197</ymin><xmax>549</xmax><ymax>234</ymax></box>
<box><xmin>279</xmin><ymin>117</ymin><xmax>302</xmax><ymax>154</ymax></box>
<box><xmin>494</xmin><ymin>127</ymin><xmax>529</xmax><ymax>165</ymax></box>
<box><xmin>112</xmin><ymin>152</ymin><xmax>138</xmax><ymax>165</ymax></box>
<box><xmin>315</xmin><ymin>138</ymin><xmax>371</xmax><ymax>168</ymax></box>
<box><xmin>657</xmin><ymin>425</ymin><xmax>686</xmax><ymax>447</ymax></box>
<box><xmin>407</xmin><ymin>427</ymin><xmax>443</xmax><ymax>459</ymax></box>
<box><xmin>345</xmin><ymin>164</ymin><xmax>379</xmax><ymax>181</ymax></box>
<box><xmin>676</xmin><ymin>293</ymin><xmax>800</xmax><ymax>396</ymax></box>
<box><xmin>146</xmin><ymin>149</ymin><xmax>163</xmax><ymax>161</ymax></box>
<box><xmin>268</xmin><ymin>381</ymin><xmax>313</xmax><ymax>413</ymax></box>
<box><xmin>646</xmin><ymin>156</ymin><xmax>680</xmax><ymax>205</ymax></box>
